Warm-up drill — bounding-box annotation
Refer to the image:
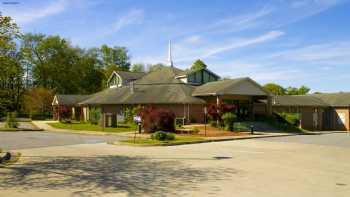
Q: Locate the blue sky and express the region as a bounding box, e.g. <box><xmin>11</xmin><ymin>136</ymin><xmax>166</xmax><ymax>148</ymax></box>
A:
<box><xmin>1</xmin><ymin>0</ymin><xmax>350</xmax><ymax>92</ymax></box>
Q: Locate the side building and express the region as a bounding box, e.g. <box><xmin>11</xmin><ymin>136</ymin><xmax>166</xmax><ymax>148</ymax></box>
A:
<box><xmin>272</xmin><ymin>93</ymin><xmax>350</xmax><ymax>131</ymax></box>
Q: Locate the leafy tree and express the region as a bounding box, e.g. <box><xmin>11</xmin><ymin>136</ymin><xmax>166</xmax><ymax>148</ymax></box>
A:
<box><xmin>286</xmin><ymin>85</ymin><xmax>310</xmax><ymax>95</ymax></box>
<box><xmin>263</xmin><ymin>83</ymin><xmax>286</xmax><ymax>95</ymax></box>
<box><xmin>23</xmin><ymin>87</ymin><xmax>54</xmax><ymax>115</ymax></box>
<box><xmin>0</xmin><ymin>14</ymin><xmax>24</xmax><ymax>114</ymax></box>
<box><xmin>100</xmin><ymin>45</ymin><xmax>131</xmax><ymax>74</ymax></box>
<box><xmin>20</xmin><ymin>33</ymin><xmax>105</xmax><ymax>94</ymax></box>
<box><xmin>147</xmin><ymin>63</ymin><xmax>166</xmax><ymax>72</ymax></box>
<box><xmin>297</xmin><ymin>85</ymin><xmax>310</xmax><ymax>95</ymax></box>
<box><xmin>191</xmin><ymin>59</ymin><xmax>207</xmax><ymax>71</ymax></box>
<box><xmin>131</xmin><ymin>63</ymin><xmax>145</xmax><ymax>72</ymax></box>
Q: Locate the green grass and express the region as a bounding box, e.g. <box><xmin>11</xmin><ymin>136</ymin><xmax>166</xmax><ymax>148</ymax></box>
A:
<box><xmin>121</xmin><ymin>135</ymin><xmax>205</xmax><ymax>145</ymax></box>
<box><xmin>48</xmin><ymin>122</ymin><xmax>137</xmax><ymax>133</ymax></box>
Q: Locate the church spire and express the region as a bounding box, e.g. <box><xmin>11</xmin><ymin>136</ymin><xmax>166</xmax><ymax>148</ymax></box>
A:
<box><xmin>168</xmin><ymin>40</ymin><xmax>174</xmax><ymax>67</ymax></box>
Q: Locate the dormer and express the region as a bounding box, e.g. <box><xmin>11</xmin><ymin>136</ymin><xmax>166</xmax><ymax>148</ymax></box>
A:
<box><xmin>175</xmin><ymin>68</ymin><xmax>220</xmax><ymax>85</ymax></box>
<box><xmin>107</xmin><ymin>71</ymin><xmax>145</xmax><ymax>88</ymax></box>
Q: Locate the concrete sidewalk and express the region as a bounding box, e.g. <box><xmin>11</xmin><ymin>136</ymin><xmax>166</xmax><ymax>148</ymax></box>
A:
<box><xmin>32</xmin><ymin>121</ymin><xmax>135</xmax><ymax>136</ymax></box>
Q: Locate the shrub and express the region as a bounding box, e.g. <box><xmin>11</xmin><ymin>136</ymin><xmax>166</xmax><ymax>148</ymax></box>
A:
<box><xmin>124</xmin><ymin>107</ymin><xmax>139</xmax><ymax>124</ymax></box>
<box><xmin>207</xmin><ymin>103</ymin><xmax>236</xmax><ymax>122</ymax></box>
<box><xmin>59</xmin><ymin>106</ymin><xmax>72</xmax><ymax>122</ymax></box>
<box><xmin>5</xmin><ymin>112</ymin><xmax>18</xmax><ymax>128</ymax></box>
<box><xmin>222</xmin><ymin>112</ymin><xmax>237</xmax><ymax>131</ymax></box>
<box><xmin>140</xmin><ymin>106</ymin><xmax>176</xmax><ymax>133</ymax></box>
<box><xmin>151</xmin><ymin>131</ymin><xmax>176</xmax><ymax>141</ymax></box>
<box><xmin>89</xmin><ymin>107</ymin><xmax>101</xmax><ymax>125</ymax></box>
<box><xmin>209</xmin><ymin>120</ymin><xmax>217</xmax><ymax>127</ymax></box>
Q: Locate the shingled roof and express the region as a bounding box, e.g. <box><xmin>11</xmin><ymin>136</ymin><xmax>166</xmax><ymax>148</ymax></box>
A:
<box><xmin>52</xmin><ymin>95</ymin><xmax>91</xmax><ymax>106</ymax></box>
<box><xmin>192</xmin><ymin>77</ymin><xmax>271</xmax><ymax>96</ymax></box>
<box><xmin>114</xmin><ymin>71</ymin><xmax>145</xmax><ymax>81</ymax></box>
<box><xmin>80</xmin><ymin>67</ymin><xmax>205</xmax><ymax>105</ymax></box>
<box><xmin>273</xmin><ymin>95</ymin><xmax>329</xmax><ymax>107</ymax></box>
<box><xmin>273</xmin><ymin>92</ymin><xmax>350</xmax><ymax>107</ymax></box>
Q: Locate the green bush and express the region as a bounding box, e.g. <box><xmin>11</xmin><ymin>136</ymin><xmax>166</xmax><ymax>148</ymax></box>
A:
<box><xmin>89</xmin><ymin>108</ymin><xmax>101</xmax><ymax>125</ymax></box>
<box><xmin>5</xmin><ymin>112</ymin><xmax>18</xmax><ymax>128</ymax></box>
<box><xmin>222</xmin><ymin>112</ymin><xmax>237</xmax><ymax>131</ymax></box>
<box><xmin>124</xmin><ymin>107</ymin><xmax>137</xmax><ymax>124</ymax></box>
<box><xmin>151</xmin><ymin>131</ymin><xmax>176</xmax><ymax>141</ymax></box>
<box><xmin>209</xmin><ymin>120</ymin><xmax>217</xmax><ymax>127</ymax></box>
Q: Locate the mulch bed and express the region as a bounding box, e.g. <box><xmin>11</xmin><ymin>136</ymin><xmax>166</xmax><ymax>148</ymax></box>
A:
<box><xmin>183</xmin><ymin>125</ymin><xmax>251</xmax><ymax>137</ymax></box>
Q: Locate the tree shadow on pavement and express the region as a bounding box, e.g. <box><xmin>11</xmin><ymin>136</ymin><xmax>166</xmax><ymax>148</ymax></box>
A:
<box><xmin>0</xmin><ymin>155</ymin><xmax>237</xmax><ymax>196</ymax></box>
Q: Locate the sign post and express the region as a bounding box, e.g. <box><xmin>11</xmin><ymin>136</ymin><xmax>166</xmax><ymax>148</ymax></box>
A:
<box><xmin>204</xmin><ymin>107</ymin><xmax>208</xmax><ymax>137</ymax></box>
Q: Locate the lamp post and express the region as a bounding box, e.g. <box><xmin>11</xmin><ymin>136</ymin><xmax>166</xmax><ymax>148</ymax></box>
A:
<box><xmin>204</xmin><ymin>107</ymin><xmax>208</xmax><ymax>137</ymax></box>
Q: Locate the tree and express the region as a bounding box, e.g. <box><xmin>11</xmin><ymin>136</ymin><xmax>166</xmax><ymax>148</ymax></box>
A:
<box><xmin>99</xmin><ymin>45</ymin><xmax>131</xmax><ymax>74</ymax></box>
<box><xmin>0</xmin><ymin>14</ymin><xmax>24</xmax><ymax>114</ymax></box>
<box><xmin>191</xmin><ymin>59</ymin><xmax>207</xmax><ymax>71</ymax></box>
<box><xmin>147</xmin><ymin>63</ymin><xmax>166</xmax><ymax>72</ymax></box>
<box><xmin>131</xmin><ymin>63</ymin><xmax>145</xmax><ymax>72</ymax></box>
<box><xmin>263</xmin><ymin>83</ymin><xmax>286</xmax><ymax>95</ymax></box>
<box><xmin>286</xmin><ymin>85</ymin><xmax>310</xmax><ymax>95</ymax></box>
<box><xmin>23</xmin><ymin>87</ymin><xmax>54</xmax><ymax>115</ymax></box>
<box><xmin>20</xmin><ymin>33</ymin><xmax>105</xmax><ymax>94</ymax></box>
<box><xmin>297</xmin><ymin>85</ymin><xmax>310</xmax><ymax>95</ymax></box>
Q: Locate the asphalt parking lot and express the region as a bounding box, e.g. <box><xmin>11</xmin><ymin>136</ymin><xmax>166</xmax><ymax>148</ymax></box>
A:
<box><xmin>1</xmin><ymin>132</ymin><xmax>349</xmax><ymax>197</ymax></box>
<box><xmin>0</xmin><ymin>131</ymin><xmax>123</xmax><ymax>150</ymax></box>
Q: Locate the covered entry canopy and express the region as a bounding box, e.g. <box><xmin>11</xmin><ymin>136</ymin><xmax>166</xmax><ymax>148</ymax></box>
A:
<box><xmin>192</xmin><ymin>77</ymin><xmax>273</xmax><ymax>119</ymax></box>
<box><xmin>192</xmin><ymin>77</ymin><xmax>271</xmax><ymax>97</ymax></box>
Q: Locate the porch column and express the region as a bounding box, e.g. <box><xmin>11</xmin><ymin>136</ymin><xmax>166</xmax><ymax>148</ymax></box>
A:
<box><xmin>250</xmin><ymin>98</ymin><xmax>255</xmax><ymax>121</ymax></box>
<box><xmin>266</xmin><ymin>96</ymin><xmax>272</xmax><ymax>116</ymax></box>
<box><xmin>216</xmin><ymin>96</ymin><xmax>220</xmax><ymax>125</ymax></box>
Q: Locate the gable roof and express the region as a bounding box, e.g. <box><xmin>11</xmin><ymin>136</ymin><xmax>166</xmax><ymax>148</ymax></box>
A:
<box><xmin>80</xmin><ymin>67</ymin><xmax>205</xmax><ymax>105</ymax></box>
<box><xmin>192</xmin><ymin>77</ymin><xmax>271</xmax><ymax>96</ymax></box>
<box><xmin>273</xmin><ymin>92</ymin><xmax>350</xmax><ymax>107</ymax></box>
<box><xmin>52</xmin><ymin>95</ymin><xmax>91</xmax><ymax>106</ymax></box>
<box><xmin>176</xmin><ymin>68</ymin><xmax>220</xmax><ymax>79</ymax></box>
<box><xmin>107</xmin><ymin>71</ymin><xmax>146</xmax><ymax>84</ymax></box>
<box><xmin>135</xmin><ymin>66</ymin><xmax>184</xmax><ymax>84</ymax></box>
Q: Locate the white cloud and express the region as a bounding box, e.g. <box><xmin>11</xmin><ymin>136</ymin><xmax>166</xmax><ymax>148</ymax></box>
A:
<box><xmin>2</xmin><ymin>0</ymin><xmax>67</xmax><ymax>25</ymax></box>
<box><xmin>201</xmin><ymin>31</ymin><xmax>284</xmax><ymax>58</ymax></box>
<box><xmin>112</xmin><ymin>9</ymin><xmax>144</xmax><ymax>32</ymax></box>
<box><xmin>208</xmin><ymin>6</ymin><xmax>272</xmax><ymax>33</ymax></box>
<box><xmin>172</xmin><ymin>30</ymin><xmax>284</xmax><ymax>63</ymax></box>
<box><xmin>213</xmin><ymin>61</ymin><xmax>303</xmax><ymax>82</ymax></box>
<box><xmin>267</xmin><ymin>41</ymin><xmax>350</xmax><ymax>65</ymax></box>
<box><xmin>183</xmin><ymin>35</ymin><xmax>201</xmax><ymax>44</ymax></box>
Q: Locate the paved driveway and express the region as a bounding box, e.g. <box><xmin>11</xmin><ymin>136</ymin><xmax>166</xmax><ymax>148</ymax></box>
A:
<box><xmin>1</xmin><ymin>133</ymin><xmax>350</xmax><ymax>197</ymax></box>
<box><xmin>0</xmin><ymin>131</ymin><xmax>124</xmax><ymax>150</ymax></box>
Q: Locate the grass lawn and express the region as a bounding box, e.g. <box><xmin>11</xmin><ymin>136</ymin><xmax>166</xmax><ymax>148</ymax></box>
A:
<box><xmin>0</xmin><ymin>128</ymin><xmax>23</xmax><ymax>131</ymax></box>
<box><xmin>48</xmin><ymin>122</ymin><xmax>137</xmax><ymax>133</ymax></box>
<box><xmin>121</xmin><ymin>135</ymin><xmax>206</xmax><ymax>145</ymax></box>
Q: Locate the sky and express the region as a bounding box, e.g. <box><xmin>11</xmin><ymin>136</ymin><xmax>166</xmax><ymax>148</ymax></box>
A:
<box><xmin>1</xmin><ymin>0</ymin><xmax>350</xmax><ymax>93</ymax></box>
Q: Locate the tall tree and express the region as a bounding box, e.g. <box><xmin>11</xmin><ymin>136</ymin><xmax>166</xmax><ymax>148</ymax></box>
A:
<box><xmin>131</xmin><ymin>63</ymin><xmax>145</xmax><ymax>72</ymax></box>
<box><xmin>99</xmin><ymin>45</ymin><xmax>131</xmax><ymax>76</ymax></box>
<box><xmin>263</xmin><ymin>83</ymin><xmax>286</xmax><ymax>95</ymax></box>
<box><xmin>23</xmin><ymin>87</ymin><xmax>53</xmax><ymax>114</ymax></box>
<box><xmin>20</xmin><ymin>33</ymin><xmax>105</xmax><ymax>94</ymax></box>
<box><xmin>191</xmin><ymin>59</ymin><xmax>207</xmax><ymax>71</ymax></box>
<box><xmin>0</xmin><ymin>14</ymin><xmax>24</xmax><ymax>114</ymax></box>
<box><xmin>297</xmin><ymin>85</ymin><xmax>310</xmax><ymax>95</ymax></box>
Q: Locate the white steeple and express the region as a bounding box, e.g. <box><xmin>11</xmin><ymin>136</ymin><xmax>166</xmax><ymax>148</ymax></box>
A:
<box><xmin>168</xmin><ymin>40</ymin><xmax>174</xmax><ymax>67</ymax></box>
